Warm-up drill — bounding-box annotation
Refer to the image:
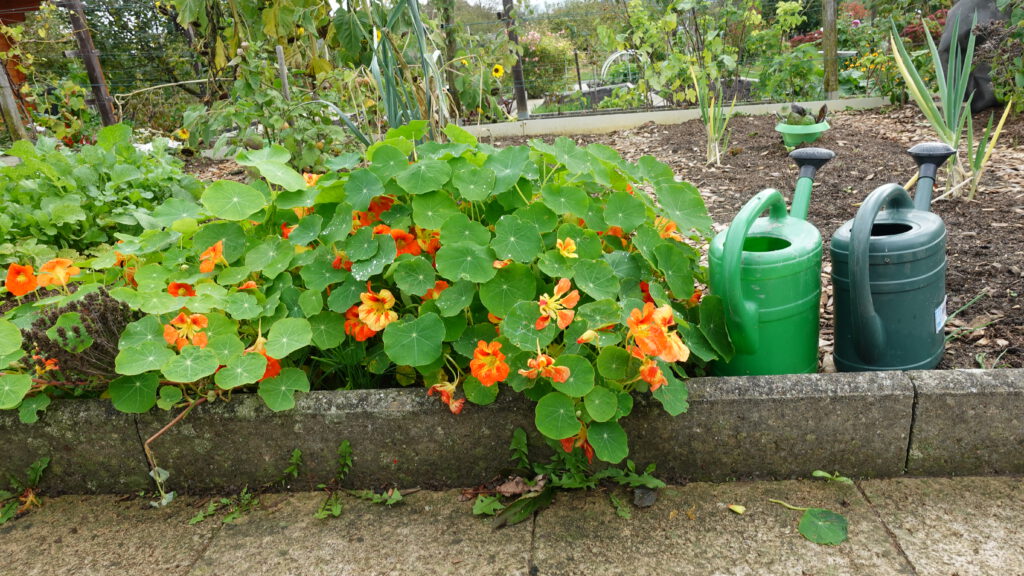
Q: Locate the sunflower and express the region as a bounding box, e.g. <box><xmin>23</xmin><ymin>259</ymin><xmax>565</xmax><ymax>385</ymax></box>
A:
<box><xmin>491</xmin><ymin>64</ymin><xmax>505</xmax><ymax>79</ymax></box>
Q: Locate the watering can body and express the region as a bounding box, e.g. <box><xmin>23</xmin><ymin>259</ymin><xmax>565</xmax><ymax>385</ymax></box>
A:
<box><xmin>709</xmin><ymin>189</ymin><xmax>823</xmax><ymax>376</ymax></box>
<box><xmin>830</xmin><ymin>185</ymin><xmax>947</xmax><ymax>371</ymax></box>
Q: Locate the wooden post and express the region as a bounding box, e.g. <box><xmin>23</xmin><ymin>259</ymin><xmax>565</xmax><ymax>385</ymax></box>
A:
<box><xmin>500</xmin><ymin>0</ymin><xmax>529</xmax><ymax>120</ymax></box>
<box><xmin>275</xmin><ymin>45</ymin><xmax>291</xmax><ymax>101</ymax></box>
<box><xmin>440</xmin><ymin>0</ymin><xmax>462</xmax><ymax>116</ymax></box>
<box><xmin>823</xmin><ymin>0</ymin><xmax>839</xmax><ymax>99</ymax></box>
<box><xmin>0</xmin><ymin>63</ymin><xmax>29</xmax><ymax>142</ymax></box>
<box><xmin>59</xmin><ymin>0</ymin><xmax>117</xmax><ymax>126</ymax></box>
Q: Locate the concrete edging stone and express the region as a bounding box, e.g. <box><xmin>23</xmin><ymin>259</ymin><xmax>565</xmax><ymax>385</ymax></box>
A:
<box><xmin>1</xmin><ymin>368</ymin><xmax>1021</xmax><ymax>494</ymax></box>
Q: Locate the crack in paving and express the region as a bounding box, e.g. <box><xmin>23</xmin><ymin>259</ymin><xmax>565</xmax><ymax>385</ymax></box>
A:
<box><xmin>182</xmin><ymin>521</ymin><xmax>226</xmax><ymax>576</ymax></box>
<box><xmin>526</xmin><ymin>511</ymin><xmax>540</xmax><ymax>576</ymax></box>
<box><xmin>903</xmin><ymin>376</ymin><xmax>920</xmax><ymax>473</ymax></box>
<box><xmin>855</xmin><ymin>480</ymin><xmax>919</xmax><ymax>576</ymax></box>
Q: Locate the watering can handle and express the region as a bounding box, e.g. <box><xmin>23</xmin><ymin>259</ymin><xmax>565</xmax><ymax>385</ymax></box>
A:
<box><xmin>721</xmin><ymin>188</ymin><xmax>789</xmax><ymax>355</ymax></box>
<box><xmin>848</xmin><ymin>183</ymin><xmax>916</xmax><ymax>363</ymax></box>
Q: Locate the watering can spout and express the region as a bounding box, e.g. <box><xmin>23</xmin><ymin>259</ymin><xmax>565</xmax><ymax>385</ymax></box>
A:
<box><xmin>907</xmin><ymin>142</ymin><xmax>956</xmax><ymax>212</ymax></box>
<box><xmin>788</xmin><ymin>148</ymin><xmax>835</xmax><ymax>220</ymax></box>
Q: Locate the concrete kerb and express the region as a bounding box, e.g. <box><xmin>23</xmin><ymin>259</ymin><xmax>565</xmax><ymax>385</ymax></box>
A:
<box><xmin>2</xmin><ymin>368</ymin><xmax>1022</xmax><ymax>494</ymax></box>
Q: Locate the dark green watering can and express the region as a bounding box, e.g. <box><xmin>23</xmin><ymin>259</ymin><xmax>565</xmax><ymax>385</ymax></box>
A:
<box><xmin>830</xmin><ymin>142</ymin><xmax>957</xmax><ymax>371</ymax></box>
<box><xmin>709</xmin><ymin>148</ymin><xmax>835</xmax><ymax>376</ymax></box>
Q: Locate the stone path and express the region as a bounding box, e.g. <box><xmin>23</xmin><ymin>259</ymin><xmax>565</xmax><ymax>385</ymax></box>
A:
<box><xmin>2</xmin><ymin>476</ymin><xmax>1023</xmax><ymax>575</ymax></box>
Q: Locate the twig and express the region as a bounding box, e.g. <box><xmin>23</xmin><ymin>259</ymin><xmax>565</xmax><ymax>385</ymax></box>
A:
<box><xmin>143</xmin><ymin>397</ymin><xmax>207</xmax><ymax>477</ymax></box>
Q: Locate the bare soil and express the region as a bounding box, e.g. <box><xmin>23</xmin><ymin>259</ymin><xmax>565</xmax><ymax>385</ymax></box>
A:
<box><xmin>493</xmin><ymin>104</ymin><xmax>1024</xmax><ymax>370</ymax></box>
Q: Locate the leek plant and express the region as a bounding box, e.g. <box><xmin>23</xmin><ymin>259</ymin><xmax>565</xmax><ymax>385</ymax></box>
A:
<box><xmin>688</xmin><ymin>65</ymin><xmax>735</xmax><ymax>165</ymax></box>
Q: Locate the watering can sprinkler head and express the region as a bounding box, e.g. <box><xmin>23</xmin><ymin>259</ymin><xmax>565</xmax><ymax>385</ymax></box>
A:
<box><xmin>907</xmin><ymin>142</ymin><xmax>956</xmax><ymax>211</ymax></box>
<box><xmin>787</xmin><ymin>147</ymin><xmax>835</xmax><ymax>221</ymax></box>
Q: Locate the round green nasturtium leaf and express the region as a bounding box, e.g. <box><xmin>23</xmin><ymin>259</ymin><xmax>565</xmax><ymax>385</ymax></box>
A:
<box><xmin>652</xmin><ymin>371</ymin><xmax>689</xmax><ymax>416</ymax></box>
<box><xmin>573</xmin><ymin>259</ymin><xmax>620</xmax><ymax>301</ymax></box>
<box><xmin>492</xmin><ymin>215</ymin><xmax>543</xmax><ymax>263</ymax></box>
<box><xmin>205</xmin><ymin>333</ymin><xmax>245</xmax><ymax>366</ymax></box>
<box><xmin>194</xmin><ymin>221</ymin><xmax>247</xmax><ymax>265</ymax></box>
<box><xmin>434</xmin><ymin>242</ymin><xmax>497</xmax><ymax>284</ymax></box>
<box><xmin>309</xmin><ymin>311</ymin><xmax>346</xmax><ymax>350</ymax></box>
<box><xmin>604</xmin><ymin>250</ymin><xmax>643</xmax><ymax>281</ymax></box>
<box><xmin>464</xmin><ymin>376</ymin><xmax>499</xmax><ymax>406</ymax></box>
<box><xmin>344</xmin><ymin>168</ymin><xmax>385</xmax><ymax>213</ymax></box>
<box><xmin>225</xmin><ymin>292</ymin><xmax>262</xmax><ymax>320</ymax></box>
<box><xmin>798</xmin><ymin>508</ymin><xmax>849</xmax><ymax>545</ymax></box>
<box><xmin>584</xmin><ymin>386</ymin><xmax>618</xmax><ymax>423</ymax></box>
<box><xmin>258</xmin><ymin>367</ymin><xmax>310</xmax><ymax>412</ymax></box>
<box><xmin>451</xmin><ymin>162</ymin><xmax>496</xmax><ymax>202</ymax></box>
<box><xmin>350</xmin><ymin>236</ymin><xmax>397</xmax><ymax>282</ymax></box>
<box><xmin>541</xmin><ymin>182</ymin><xmax>589</xmax><ymax>216</ymax></box>
<box><xmin>170</xmin><ymin>217</ymin><xmax>199</xmax><ymax>235</ymax></box>
<box><xmin>246</xmin><ymin>238</ymin><xmax>294</xmax><ymax>281</ymax></box>
<box><xmin>452</xmin><ymin>323</ymin><xmax>499</xmax><ymax>359</ymax></box>
<box><xmin>484</xmin><ymin>145</ymin><xmax>530</xmax><ymax>194</ymax></box>
<box><xmin>435</xmin><ymin>280</ymin><xmax>476</xmax><ymax>317</ymax></box>
<box><xmin>0</xmin><ymin>374</ymin><xmax>32</xmax><ymax>410</ymax></box>
<box><xmin>604</xmin><ymin>191</ymin><xmax>647</xmax><ymax>233</ymax></box>
<box><xmin>18</xmin><ymin>394</ymin><xmax>50</xmax><ymax>424</ymax></box>
<box><xmin>502</xmin><ymin>301</ymin><xmax>558</xmax><ymax>352</ymax></box>
<box><xmin>588</xmin><ymin>420</ymin><xmax>629</xmax><ymax>464</ymax></box>
<box><xmin>479</xmin><ymin>263</ymin><xmax>537</xmax><ymax>318</ymax></box>
<box><xmin>382</xmin><ymin>313</ymin><xmax>445</xmax><ymax>367</ymax></box>
<box><xmin>288</xmin><ymin>214</ymin><xmax>323</xmax><ymax>246</ymax></box>
<box><xmin>108</xmin><ymin>373</ymin><xmax>160</xmax><ymax>413</ymax></box>
<box><xmin>394</xmin><ymin>256</ymin><xmax>437</xmax><ymax>297</ymax></box>
<box><xmin>265</xmin><ymin>318</ymin><xmax>313</xmax><ymax>359</ymax></box>
<box><xmin>655</xmin><ymin>243</ymin><xmax>695</xmax><ymax>299</ymax></box>
<box><xmin>0</xmin><ymin>320</ymin><xmax>23</xmax><ymax>356</ymax></box>
<box><xmin>537</xmin><ymin>251</ymin><xmax>576</xmax><ymax>279</ymax></box>
<box><xmin>617</xmin><ymin>391</ymin><xmax>634</xmax><ymax>419</ymax></box>
<box><xmin>551</xmin><ymin>354</ymin><xmax>594</xmax><ymax>398</ymax></box>
<box><xmin>517</xmin><ymin>202</ymin><xmax>558</xmax><ymax>233</ymax></box>
<box><xmin>151</xmin><ymin>198</ymin><xmax>202</xmax><ymax>227</ymax></box>
<box><xmin>215</xmin><ymin>353</ymin><xmax>268</xmax><ymax>390</ymax></box>
<box><xmin>298</xmin><ymin>289</ymin><xmax>324</xmax><ymax>318</ymax></box>
<box><xmin>411</xmin><ymin>190</ymin><xmax>460</xmax><ymax>230</ymax></box>
<box><xmin>201</xmin><ymin>180</ymin><xmax>266</xmax><ymax>221</ymax></box>
<box><xmin>367</xmin><ymin>144</ymin><xmax>408</xmax><ymax>181</ymax></box>
<box><xmin>534</xmin><ymin>392</ymin><xmax>581</xmax><ymax>440</ymax></box>
<box><xmin>115</xmin><ymin>341</ymin><xmax>175</xmax><ymax>376</ymax></box>
<box><xmin>440</xmin><ymin>213</ymin><xmax>491</xmax><ymax>247</ymax></box>
<box><xmin>597</xmin><ymin>346</ymin><xmax>633</xmax><ymax>380</ymax></box>
<box><xmin>157</xmin><ymin>385</ymin><xmax>183</xmax><ymax>410</ymax></box>
<box><xmin>161</xmin><ymin>345</ymin><xmax>220</xmax><ymax>383</ymax></box>
<box><xmin>396</xmin><ymin>160</ymin><xmax>451</xmax><ymax>195</ymax></box>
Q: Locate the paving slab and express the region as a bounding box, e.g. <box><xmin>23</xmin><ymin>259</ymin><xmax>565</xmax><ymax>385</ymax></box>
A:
<box><xmin>0</xmin><ymin>494</ymin><xmax>219</xmax><ymax>576</ymax></box>
<box><xmin>859</xmin><ymin>477</ymin><xmax>1024</xmax><ymax>576</ymax></box>
<box><xmin>532</xmin><ymin>479</ymin><xmax>914</xmax><ymax>575</ymax></box>
<box><xmin>186</xmin><ymin>490</ymin><xmax>532</xmax><ymax>576</ymax></box>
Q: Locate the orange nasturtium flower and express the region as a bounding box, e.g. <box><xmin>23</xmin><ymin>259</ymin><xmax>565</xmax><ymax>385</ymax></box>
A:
<box><xmin>5</xmin><ymin>263</ymin><xmax>37</xmax><ymax>296</ymax></box>
<box><xmin>626</xmin><ymin>302</ymin><xmax>690</xmax><ymax>363</ymax></box>
<box><xmin>493</xmin><ymin>259</ymin><xmax>511</xmax><ymax>269</ymax></box>
<box><xmin>390</xmin><ymin>228</ymin><xmax>421</xmax><ymax>256</ymax></box>
<box><xmin>246</xmin><ymin>336</ymin><xmax>281</xmax><ymax>381</ymax></box>
<box><xmin>638</xmin><ymin>355</ymin><xmax>668</xmax><ymax>392</ymax></box>
<box><xmin>303</xmin><ymin>172</ymin><xmax>322</xmax><ymax>187</ymax></box>
<box><xmin>167</xmin><ymin>282</ymin><xmax>196</xmax><ymax>297</ymax></box>
<box><xmin>238</xmin><ymin>281</ymin><xmax>258</xmax><ymax>290</ymax></box>
<box><xmin>655</xmin><ymin>216</ymin><xmax>684</xmax><ymax>242</ymax></box>
<box><xmin>422</xmin><ymin>280</ymin><xmax>449</xmax><ymax>300</ymax></box>
<box><xmin>428</xmin><ymin>381</ymin><xmax>465</xmax><ymax>414</ymax></box>
<box><xmin>518</xmin><ymin>351</ymin><xmax>570</xmax><ymax>383</ymax></box>
<box><xmin>560</xmin><ymin>426</ymin><xmax>595</xmax><ymax>464</ymax></box>
<box><xmin>358</xmin><ymin>284</ymin><xmax>398</xmax><ymax>331</ymax></box>
<box><xmin>536</xmin><ymin>278</ymin><xmax>580</xmax><ymax>330</ymax></box>
<box><xmin>37</xmin><ymin>258</ymin><xmax>81</xmax><ymax>288</ymax></box>
<box><xmin>199</xmin><ymin>241</ymin><xmax>228</xmax><ymax>273</ymax></box>
<box><xmin>415</xmin><ymin>226</ymin><xmax>441</xmax><ymax>256</ymax></box>
<box><xmin>469</xmin><ymin>340</ymin><xmax>510</xmax><ymax>387</ymax></box>
<box><xmin>163</xmin><ymin>312</ymin><xmax>209</xmax><ymax>351</ymax></box>
<box><xmin>556</xmin><ymin>237</ymin><xmax>578</xmax><ymax>259</ymax></box>
<box><xmin>344</xmin><ymin>305</ymin><xmax>378</xmax><ymax>342</ymax></box>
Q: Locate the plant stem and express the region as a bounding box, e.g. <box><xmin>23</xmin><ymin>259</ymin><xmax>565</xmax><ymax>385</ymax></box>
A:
<box><xmin>769</xmin><ymin>498</ymin><xmax>808</xmax><ymax>511</ymax></box>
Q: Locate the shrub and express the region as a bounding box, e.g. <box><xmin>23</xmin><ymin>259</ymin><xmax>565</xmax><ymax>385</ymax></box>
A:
<box><xmin>521</xmin><ymin>29</ymin><xmax>576</xmax><ymax>98</ymax></box>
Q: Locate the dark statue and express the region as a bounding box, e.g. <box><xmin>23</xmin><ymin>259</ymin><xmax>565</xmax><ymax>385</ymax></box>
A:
<box><xmin>938</xmin><ymin>0</ymin><xmax>1010</xmax><ymax>113</ymax></box>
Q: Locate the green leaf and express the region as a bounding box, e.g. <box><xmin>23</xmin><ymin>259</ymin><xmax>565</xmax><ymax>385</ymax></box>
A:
<box><xmin>382</xmin><ymin>313</ymin><xmax>445</xmax><ymax>367</ymax></box>
<box><xmin>574</xmin><ymin>259</ymin><xmax>620</xmax><ymax>300</ymax></box>
<box><xmin>265</xmin><ymin>318</ymin><xmax>313</xmax><ymax>358</ymax></box>
<box><xmin>451</xmin><ymin>161</ymin><xmax>495</xmax><ymax>202</ymax></box>
<box><xmin>161</xmin><ymin>346</ymin><xmax>220</xmax><ymax>383</ymax></box>
<box><xmin>698</xmin><ymin>295</ymin><xmax>734</xmax><ymax>362</ymax></box>
<box><xmin>394</xmin><ymin>257</ymin><xmax>437</xmax><ymax>297</ymax></box>
<box><xmin>655</xmin><ymin>243</ymin><xmax>695</xmax><ymax>299</ymax></box>
<box><xmin>541</xmin><ymin>183</ymin><xmax>589</xmax><ymax>216</ymax></box>
<box><xmin>485</xmin><ymin>146</ymin><xmax>530</xmax><ymax>194</ymax></box>
<box><xmin>492</xmin><ymin>215</ymin><xmax>543</xmax><ymax>263</ymax></box>
<box><xmin>18</xmin><ymin>394</ymin><xmax>50</xmax><ymax>424</ymax></box>
<box><xmin>656</xmin><ymin>181</ymin><xmax>712</xmax><ymax>235</ymax></box>
<box><xmin>552</xmin><ymin>354</ymin><xmax>594</xmax><ymax>397</ymax></box>
<box><xmin>236</xmin><ymin>146</ymin><xmax>306</xmax><ymax>190</ymax></box>
<box><xmin>108</xmin><ymin>373</ymin><xmax>160</xmax><ymax>413</ymax></box>
<box><xmin>443</xmin><ymin>124</ymin><xmax>478</xmax><ymax>146</ymax></box>
<box><xmin>534</xmin><ymin>392</ymin><xmax>580</xmax><ymax>440</ymax></box>
<box><xmin>246</xmin><ymin>238</ymin><xmax>294</xmax><ymax>280</ymax></box>
<box><xmin>288</xmin><ymin>214</ymin><xmax>323</xmax><ymax>246</ymax></box>
<box><xmin>435</xmin><ymin>242</ymin><xmax>497</xmax><ymax>283</ymax></box>
<box><xmin>396</xmin><ymin>160</ymin><xmax>452</xmax><ymax>195</ymax></box>
<box><xmin>298</xmin><ymin>290</ymin><xmax>324</xmax><ymax>317</ymax></box>
<box><xmin>0</xmin><ymin>374</ymin><xmax>32</xmax><ymax>410</ymax></box>
<box><xmin>652</xmin><ymin>371</ymin><xmax>689</xmax><ymax>416</ymax></box>
<box><xmin>215</xmin><ymin>354</ymin><xmax>268</xmax><ymax>390</ymax></box>
<box><xmin>435</xmin><ymin>280</ymin><xmax>476</xmax><ymax>316</ymax></box>
<box><xmin>584</xmin><ymin>386</ymin><xmax>618</xmax><ymax>422</ymax></box>
<box><xmin>115</xmin><ymin>342</ymin><xmax>175</xmax><ymax>376</ymax></box>
<box><xmin>344</xmin><ymin>169</ymin><xmax>385</xmax><ymax>213</ymax></box>
<box><xmin>604</xmin><ymin>191</ymin><xmax>647</xmax><ymax>232</ymax></box>
<box><xmin>0</xmin><ymin>320</ymin><xmax>22</xmax><ymax>356</ymax></box>
<box><xmin>235</xmin><ymin>144</ymin><xmax>290</xmax><ymax>166</ymax></box>
<box><xmin>440</xmin><ymin>213</ymin><xmax>490</xmax><ymax>246</ymax></box>
<box><xmin>300</xmin><ymin>255</ymin><xmax>350</xmax><ymax>292</ymax></box>
<box><xmin>472</xmin><ymin>494</ymin><xmax>505</xmax><ymax>516</ymax></box>
<box><xmin>493</xmin><ymin>486</ymin><xmax>555</xmax><ymax>528</ymax></box>
<box><xmin>194</xmin><ymin>221</ymin><xmax>247</xmax><ymax>264</ymax></box>
<box><xmin>367</xmin><ymin>144</ymin><xmax>409</xmax><ymax>182</ymax></box>
<box><xmin>225</xmin><ymin>292</ymin><xmax>262</xmax><ymax>320</ymax></box>
<box><xmin>412</xmin><ymin>191</ymin><xmax>460</xmax><ymax>230</ymax></box>
<box><xmin>157</xmin><ymin>385</ymin><xmax>183</xmax><ymax>410</ymax></box>
<box><xmin>258</xmin><ymin>367</ymin><xmax>310</xmax><ymax>412</ymax></box>
<box><xmin>799</xmin><ymin>508</ymin><xmax>849</xmax><ymax>545</ymax></box>
<box><xmin>464</xmin><ymin>376</ymin><xmax>500</xmax><ymax>406</ymax></box>
<box><xmin>597</xmin><ymin>346</ymin><xmax>633</xmax><ymax>380</ymax></box>
<box><xmin>350</xmin><ymin>235</ymin><xmax>397</xmax><ymax>281</ymax></box>
<box><xmin>309</xmin><ymin>311</ymin><xmax>346</xmax><ymax>349</ymax></box>
<box><xmin>588</xmin><ymin>421</ymin><xmax>629</xmax><ymax>464</ymax></box>
<box><xmin>46</xmin><ymin>312</ymin><xmax>93</xmax><ymax>353</ymax></box>
<box><xmin>479</xmin><ymin>263</ymin><xmax>537</xmax><ymax>318</ymax></box>
<box><xmin>201</xmin><ymin>180</ymin><xmax>267</xmax><ymax>221</ymax></box>
<box><xmin>502</xmin><ymin>301</ymin><xmax>558</xmax><ymax>352</ymax></box>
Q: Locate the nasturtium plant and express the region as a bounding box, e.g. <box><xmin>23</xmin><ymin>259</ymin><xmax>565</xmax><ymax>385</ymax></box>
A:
<box><xmin>0</xmin><ymin>128</ymin><xmax>731</xmax><ymax>464</ymax></box>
